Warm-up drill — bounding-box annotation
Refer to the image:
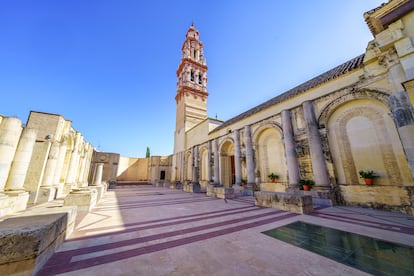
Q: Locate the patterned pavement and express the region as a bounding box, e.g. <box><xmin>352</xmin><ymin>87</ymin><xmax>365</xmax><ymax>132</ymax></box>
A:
<box><xmin>37</xmin><ymin>185</ymin><xmax>414</xmax><ymax>276</ymax></box>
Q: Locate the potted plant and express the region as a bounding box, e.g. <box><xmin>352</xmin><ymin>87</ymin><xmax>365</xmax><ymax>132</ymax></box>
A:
<box><xmin>359</xmin><ymin>170</ymin><xmax>379</xmax><ymax>185</ymax></box>
<box><xmin>300</xmin><ymin>179</ymin><xmax>314</xmax><ymax>191</ymax></box>
<box><xmin>267</xmin><ymin>173</ymin><xmax>279</xmax><ymax>183</ymax></box>
<box><xmin>241</xmin><ymin>179</ymin><xmax>247</xmax><ymax>186</ymax></box>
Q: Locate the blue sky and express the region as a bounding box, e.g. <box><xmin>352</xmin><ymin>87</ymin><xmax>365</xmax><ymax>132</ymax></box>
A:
<box><xmin>0</xmin><ymin>1</ymin><xmax>385</xmax><ymax>157</ymax></box>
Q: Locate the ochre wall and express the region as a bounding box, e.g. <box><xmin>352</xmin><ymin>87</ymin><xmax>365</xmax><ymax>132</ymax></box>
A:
<box><xmin>117</xmin><ymin>156</ymin><xmax>149</xmax><ymax>181</ymax></box>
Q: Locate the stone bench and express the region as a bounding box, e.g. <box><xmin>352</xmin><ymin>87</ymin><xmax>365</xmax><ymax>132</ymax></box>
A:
<box><xmin>254</xmin><ymin>191</ymin><xmax>313</xmax><ymax>214</ymax></box>
<box><xmin>0</xmin><ymin>205</ymin><xmax>77</xmax><ymax>275</ymax></box>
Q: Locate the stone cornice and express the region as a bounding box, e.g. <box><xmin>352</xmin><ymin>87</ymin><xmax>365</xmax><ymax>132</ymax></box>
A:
<box><xmin>176</xmin><ymin>58</ymin><xmax>208</xmax><ymax>76</ymax></box>
<box><xmin>364</xmin><ymin>0</ymin><xmax>413</xmax><ymax>35</ymax></box>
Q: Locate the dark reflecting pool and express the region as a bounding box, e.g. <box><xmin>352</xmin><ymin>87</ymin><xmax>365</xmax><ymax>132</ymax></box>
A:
<box><xmin>262</xmin><ymin>221</ymin><xmax>414</xmax><ymax>276</ymax></box>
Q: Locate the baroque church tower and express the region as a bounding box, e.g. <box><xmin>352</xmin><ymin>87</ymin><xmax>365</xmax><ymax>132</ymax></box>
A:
<box><xmin>174</xmin><ymin>23</ymin><xmax>208</xmax><ymax>153</ymax></box>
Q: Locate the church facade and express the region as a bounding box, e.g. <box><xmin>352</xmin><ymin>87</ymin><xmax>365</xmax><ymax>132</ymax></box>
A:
<box><xmin>171</xmin><ymin>0</ymin><xmax>414</xmax><ymax>214</ymax></box>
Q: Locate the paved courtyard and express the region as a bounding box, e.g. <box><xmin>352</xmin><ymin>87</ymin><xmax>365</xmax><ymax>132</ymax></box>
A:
<box><xmin>37</xmin><ymin>184</ymin><xmax>414</xmax><ymax>275</ymax></box>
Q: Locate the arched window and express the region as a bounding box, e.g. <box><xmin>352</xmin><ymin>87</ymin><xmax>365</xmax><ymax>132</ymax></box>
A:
<box><xmin>198</xmin><ymin>74</ymin><xmax>202</xmax><ymax>84</ymax></box>
<box><xmin>190</xmin><ymin>70</ymin><xmax>195</xmax><ymax>81</ymax></box>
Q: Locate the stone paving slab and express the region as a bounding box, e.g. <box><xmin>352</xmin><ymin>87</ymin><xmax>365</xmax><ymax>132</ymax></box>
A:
<box><xmin>36</xmin><ymin>185</ymin><xmax>414</xmax><ymax>275</ymax></box>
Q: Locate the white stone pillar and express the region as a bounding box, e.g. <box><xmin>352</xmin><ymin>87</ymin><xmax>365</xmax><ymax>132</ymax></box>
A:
<box><xmin>53</xmin><ymin>138</ymin><xmax>68</xmax><ymax>185</ymax></box>
<box><xmin>84</xmin><ymin>145</ymin><xmax>94</xmax><ymax>183</ymax></box>
<box><xmin>77</xmin><ymin>146</ymin><xmax>88</xmax><ymax>187</ymax></box>
<box><xmin>66</xmin><ymin>133</ymin><xmax>81</xmax><ymax>185</ymax></box>
<box><xmin>207</xmin><ymin>140</ymin><xmax>212</xmax><ymax>182</ymax></box>
<box><xmin>282</xmin><ymin>110</ymin><xmax>301</xmax><ymax>190</ymax></box>
<box><xmin>5</xmin><ymin>128</ymin><xmax>37</xmax><ymax>190</ymax></box>
<box><xmin>93</xmin><ymin>163</ymin><xmax>104</xmax><ymax>185</ymax></box>
<box><xmin>41</xmin><ymin>142</ymin><xmax>60</xmax><ymax>187</ymax></box>
<box><xmin>302</xmin><ymin>101</ymin><xmax>330</xmax><ymax>188</ymax></box>
<box><xmin>0</xmin><ymin>117</ymin><xmax>23</xmax><ymax>191</ymax></box>
<box><xmin>244</xmin><ymin>126</ymin><xmax>255</xmax><ymax>184</ymax></box>
<box><xmin>233</xmin><ymin>129</ymin><xmax>242</xmax><ymax>186</ymax></box>
<box><xmin>214</xmin><ymin>139</ymin><xmax>220</xmax><ymax>184</ymax></box>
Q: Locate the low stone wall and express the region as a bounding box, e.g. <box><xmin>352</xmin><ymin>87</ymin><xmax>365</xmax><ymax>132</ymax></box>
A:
<box><xmin>206</xmin><ymin>184</ymin><xmax>235</xmax><ymax>199</ymax></box>
<box><xmin>254</xmin><ymin>191</ymin><xmax>313</xmax><ymax>214</ymax></box>
<box><xmin>0</xmin><ymin>205</ymin><xmax>77</xmax><ymax>275</ymax></box>
<box><xmin>339</xmin><ymin>184</ymin><xmax>414</xmax><ymax>215</ymax></box>
<box><xmin>183</xmin><ymin>182</ymin><xmax>201</xmax><ymax>193</ymax></box>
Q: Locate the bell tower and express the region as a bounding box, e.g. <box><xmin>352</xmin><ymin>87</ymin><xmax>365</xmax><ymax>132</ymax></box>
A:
<box><xmin>174</xmin><ymin>23</ymin><xmax>208</xmax><ymax>153</ymax></box>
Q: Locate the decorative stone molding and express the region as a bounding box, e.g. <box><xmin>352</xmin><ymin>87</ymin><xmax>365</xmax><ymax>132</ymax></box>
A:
<box><xmin>318</xmin><ymin>89</ymin><xmax>390</xmax><ymax>128</ymax></box>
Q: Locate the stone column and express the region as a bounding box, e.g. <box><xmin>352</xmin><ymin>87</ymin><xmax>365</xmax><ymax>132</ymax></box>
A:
<box><xmin>207</xmin><ymin>140</ymin><xmax>212</xmax><ymax>182</ymax></box>
<box><xmin>66</xmin><ymin>133</ymin><xmax>81</xmax><ymax>186</ymax></box>
<box><xmin>233</xmin><ymin>129</ymin><xmax>242</xmax><ymax>186</ymax></box>
<box><xmin>77</xmin><ymin>146</ymin><xmax>88</xmax><ymax>188</ymax></box>
<box><xmin>181</xmin><ymin>151</ymin><xmax>185</xmax><ymax>182</ymax></box>
<box><xmin>171</xmin><ymin>154</ymin><xmax>177</xmax><ymax>182</ymax></box>
<box><xmin>93</xmin><ymin>163</ymin><xmax>104</xmax><ymax>185</ymax></box>
<box><xmin>41</xmin><ymin>142</ymin><xmax>60</xmax><ymax>187</ymax></box>
<box><xmin>0</xmin><ymin>117</ymin><xmax>23</xmax><ymax>191</ymax></box>
<box><xmin>36</xmin><ymin>141</ymin><xmax>60</xmax><ymax>203</ymax></box>
<box><xmin>282</xmin><ymin>110</ymin><xmax>301</xmax><ymax>190</ymax></box>
<box><xmin>386</xmin><ymin>62</ymin><xmax>414</xmax><ymax>177</ymax></box>
<box><xmin>53</xmin><ymin>139</ymin><xmax>67</xmax><ymax>185</ymax></box>
<box><xmin>214</xmin><ymin>139</ymin><xmax>220</xmax><ymax>184</ymax></box>
<box><xmin>302</xmin><ymin>101</ymin><xmax>330</xmax><ymax>188</ymax></box>
<box><xmin>5</xmin><ymin>128</ymin><xmax>37</xmax><ymax>191</ymax></box>
<box><xmin>193</xmin><ymin>146</ymin><xmax>199</xmax><ymax>184</ymax></box>
<box><xmin>244</xmin><ymin>125</ymin><xmax>255</xmax><ymax>185</ymax></box>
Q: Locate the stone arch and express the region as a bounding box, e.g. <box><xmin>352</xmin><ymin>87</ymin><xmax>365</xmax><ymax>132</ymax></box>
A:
<box><xmin>185</xmin><ymin>150</ymin><xmax>192</xmax><ymax>181</ymax></box>
<box><xmin>219</xmin><ymin>139</ymin><xmax>234</xmax><ymax>187</ymax></box>
<box><xmin>252</xmin><ymin>124</ymin><xmax>287</xmax><ymax>187</ymax></box>
<box><xmin>319</xmin><ymin>88</ymin><xmax>390</xmax><ymax>128</ymax></box>
<box><xmin>199</xmin><ymin>145</ymin><xmax>209</xmax><ymax>183</ymax></box>
<box><xmin>327</xmin><ymin>98</ymin><xmax>412</xmax><ymax>185</ymax></box>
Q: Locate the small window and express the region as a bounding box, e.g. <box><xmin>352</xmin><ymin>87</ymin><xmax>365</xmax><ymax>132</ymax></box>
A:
<box><xmin>198</xmin><ymin>74</ymin><xmax>202</xmax><ymax>84</ymax></box>
<box><xmin>190</xmin><ymin>70</ymin><xmax>194</xmax><ymax>81</ymax></box>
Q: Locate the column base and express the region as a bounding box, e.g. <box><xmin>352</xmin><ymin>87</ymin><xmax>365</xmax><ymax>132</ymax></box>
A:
<box><xmin>0</xmin><ymin>193</ymin><xmax>11</xmax><ymax>217</ymax></box>
<box><xmin>312</xmin><ymin>187</ymin><xmax>337</xmax><ymax>207</ymax></box>
<box><xmin>4</xmin><ymin>191</ymin><xmax>29</xmax><ymax>213</ymax></box>
<box><xmin>186</xmin><ymin>182</ymin><xmax>201</xmax><ymax>193</ymax></box>
<box><xmin>88</xmin><ymin>184</ymin><xmax>106</xmax><ymax>201</ymax></box>
<box><xmin>62</xmin><ymin>183</ymin><xmax>74</xmax><ymax>198</ymax></box>
<box><xmin>54</xmin><ymin>183</ymin><xmax>64</xmax><ymax>198</ymax></box>
<box><xmin>286</xmin><ymin>184</ymin><xmax>301</xmax><ymax>193</ymax></box>
<box><xmin>78</xmin><ymin>182</ymin><xmax>89</xmax><ymax>188</ymax></box>
<box><xmin>64</xmin><ymin>189</ymin><xmax>97</xmax><ymax>212</ymax></box>
<box><xmin>36</xmin><ymin>187</ymin><xmax>57</xmax><ymax>204</ymax></box>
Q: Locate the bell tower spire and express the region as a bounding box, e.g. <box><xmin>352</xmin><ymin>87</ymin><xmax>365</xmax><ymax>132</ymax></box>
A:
<box><xmin>174</xmin><ymin>23</ymin><xmax>208</xmax><ymax>153</ymax></box>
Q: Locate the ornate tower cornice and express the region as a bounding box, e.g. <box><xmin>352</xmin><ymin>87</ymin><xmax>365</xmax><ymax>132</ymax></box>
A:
<box><xmin>175</xmin><ymin>23</ymin><xmax>209</xmax><ymax>104</ymax></box>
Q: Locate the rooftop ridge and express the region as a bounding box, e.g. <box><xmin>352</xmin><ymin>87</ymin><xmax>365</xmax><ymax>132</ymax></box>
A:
<box><xmin>211</xmin><ymin>54</ymin><xmax>365</xmax><ymax>133</ymax></box>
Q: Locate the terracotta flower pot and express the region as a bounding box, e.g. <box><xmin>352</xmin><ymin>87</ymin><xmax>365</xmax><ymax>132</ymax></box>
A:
<box><xmin>303</xmin><ymin>185</ymin><xmax>310</xmax><ymax>191</ymax></box>
<box><xmin>364</xmin><ymin>178</ymin><xmax>374</xmax><ymax>185</ymax></box>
